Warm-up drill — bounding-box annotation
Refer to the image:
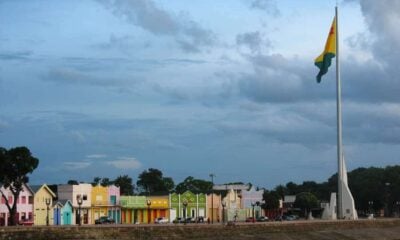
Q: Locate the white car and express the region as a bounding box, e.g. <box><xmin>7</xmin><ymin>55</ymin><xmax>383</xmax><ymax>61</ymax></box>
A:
<box><xmin>155</xmin><ymin>217</ymin><xmax>169</xmax><ymax>224</ymax></box>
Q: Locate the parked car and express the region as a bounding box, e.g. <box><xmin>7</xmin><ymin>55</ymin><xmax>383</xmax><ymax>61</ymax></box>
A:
<box><xmin>245</xmin><ymin>217</ymin><xmax>256</xmax><ymax>222</ymax></box>
<box><xmin>95</xmin><ymin>216</ymin><xmax>115</xmax><ymax>224</ymax></box>
<box><xmin>18</xmin><ymin>218</ymin><xmax>34</xmax><ymax>226</ymax></box>
<box><xmin>173</xmin><ymin>217</ymin><xmax>185</xmax><ymax>223</ymax></box>
<box><xmin>185</xmin><ymin>217</ymin><xmax>196</xmax><ymax>223</ymax></box>
<box><xmin>285</xmin><ymin>215</ymin><xmax>299</xmax><ymax>221</ymax></box>
<box><xmin>195</xmin><ymin>216</ymin><xmax>205</xmax><ymax>223</ymax></box>
<box><xmin>154</xmin><ymin>217</ymin><xmax>169</xmax><ymax>224</ymax></box>
<box><xmin>256</xmin><ymin>216</ymin><xmax>269</xmax><ymax>222</ymax></box>
<box><xmin>275</xmin><ymin>214</ymin><xmax>298</xmax><ymax>221</ymax></box>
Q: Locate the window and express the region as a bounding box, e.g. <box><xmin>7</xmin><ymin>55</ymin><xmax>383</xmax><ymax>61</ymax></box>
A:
<box><xmin>1</xmin><ymin>196</ymin><xmax>5</xmax><ymax>204</ymax></box>
<box><xmin>110</xmin><ymin>195</ymin><xmax>116</xmax><ymax>205</ymax></box>
<box><xmin>8</xmin><ymin>196</ymin><xmax>12</xmax><ymax>203</ymax></box>
<box><xmin>28</xmin><ymin>196</ymin><xmax>33</xmax><ymax>204</ymax></box>
<box><xmin>21</xmin><ymin>196</ymin><xmax>26</xmax><ymax>204</ymax></box>
<box><xmin>83</xmin><ymin>195</ymin><xmax>87</xmax><ymax>201</ymax></box>
<box><xmin>28</xmin><ymin>212</ymin><xmax>33</xmax><ymax>220</ymax></box>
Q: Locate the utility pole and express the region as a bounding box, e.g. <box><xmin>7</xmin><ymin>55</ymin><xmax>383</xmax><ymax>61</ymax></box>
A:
<box><xmin>209</xmin><ymin>173</ymin><xmax>215</xmax><ymax>224</ymax></box>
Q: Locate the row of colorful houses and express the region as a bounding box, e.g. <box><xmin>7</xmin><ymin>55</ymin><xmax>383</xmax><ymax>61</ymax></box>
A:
<box><xmin>0</xmin><ymin>183</ymin><xmax>264</xmax><ymax>226</ymax></box>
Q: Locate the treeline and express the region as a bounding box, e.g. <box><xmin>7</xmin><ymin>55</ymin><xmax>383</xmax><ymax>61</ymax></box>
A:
<box><xmin>68</xmin><ymin>168</ymin><xmax>215</xmax><ymax>196</ymax></box>
<box><xmin>264</xmin><ymin>165</ymin><xmax>400</xmax><ymax>212</ymax></box>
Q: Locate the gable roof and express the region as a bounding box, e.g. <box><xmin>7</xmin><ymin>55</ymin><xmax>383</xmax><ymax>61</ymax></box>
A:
<box><xmin>58</xmin><ymin>199</ymin><xmax>72</xmax><ymax>207</ymax></box>
<box><xmin>30</xmin><ymin>184</ymin><xmax>56</xmax><ymax>198</ymax></box>
<box><xmin>1</xmin><ymin>183</ymin><xmax>35</xmax><ymax>196</ymax></box>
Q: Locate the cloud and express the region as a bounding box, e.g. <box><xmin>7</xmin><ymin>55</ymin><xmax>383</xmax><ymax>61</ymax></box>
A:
<box><xmin>96</xmin><ymin>0</ymin><xmax>216</xmax><ymax>52</ymax></box>
<box><xmin>0</xmin><ymin>119</ymin><xmax>9</xmax><ymax>130</ymax></box>
<box><xmin>63</xmin><ymin>161</ymin><xmax>92</xmax><ymax>170</ymax></box>
<box><xmin>68</xmin><ymin>130</ymin><xmax>86</xmax><ymax>143</ymax></box>
<box><xmin>42</xmin><ymin>67</ymin><xmax>142</xmax><ymax>88</ymax></box>
<box><xmin>106</xmin><ymin>157</ymin><xmax>142</xmax><ymax>169</ymax></box>
<box><xmin>0</xmin><ymin>50</ymin><xmax>32</xmax><ymax>61</ymax></box>
<box><xmin>236</xmin><ymin>31</ymin><xmax>271</xmax><ymax>54</ymax></box>
<box><xmin>86</xmin><ymin>154</ymin><xmax>107</xmax><ymax>159</ymax></box>
<box><xmin>247</xmin><ymin>0</ymin><xmax>280</xmax><ymax>17</ymax></box>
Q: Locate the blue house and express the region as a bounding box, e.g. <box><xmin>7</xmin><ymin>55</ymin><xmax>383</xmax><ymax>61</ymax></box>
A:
<box><xmin>53</xmin><ymin>202</ymin><xmax>63</xmax><ymax>225</ymax></box>
<box><xmin>59</xmin><ymin>200</ymin><xmax>73</xmax><ymax>225</ymax></box>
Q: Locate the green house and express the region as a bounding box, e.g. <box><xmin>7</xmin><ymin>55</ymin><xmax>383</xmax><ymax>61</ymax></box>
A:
<box><xmin>120</xmin><ymin>196</ymin><xmax>147</xmax><ymax>224</ymax></box>
<box><xmin>170</xmin><ymin>191</ymin><xmax>206</xmax><ymax>221</ymax></box>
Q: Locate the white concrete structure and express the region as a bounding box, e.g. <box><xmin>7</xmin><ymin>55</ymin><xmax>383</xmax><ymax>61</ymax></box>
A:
<box><xmin>322</xmin><ymin>193</ymin><xmax>337</xmax><ymax>220</ymax></box>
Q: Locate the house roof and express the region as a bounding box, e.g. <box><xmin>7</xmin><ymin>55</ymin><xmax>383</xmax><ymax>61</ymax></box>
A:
<box><xmin>58</xmin><ymin>199</ymin><xmax>72</xmax><ymax>206</ymax></box>
<box><xmin>30</xmin><ymin>184</ymin><xmax>57</xmax><ymax>198</ymax></box>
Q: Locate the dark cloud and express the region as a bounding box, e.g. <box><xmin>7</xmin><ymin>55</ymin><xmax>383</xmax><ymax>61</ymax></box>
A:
<box><xmin>96</xmin><ymin>0</ymin><xmax>216</xmax><ymax>53</ymax></box>
<box><xmin>236</xmin><ymin>31</ymin><xmax>271</xmax><ymax>54</ymax></box>
<box><xmin>236</xmin><ymin>53</ymin><xmax>335</xmax><ymax>103</ymax></box>
<box><xmin>248</xmin><ymin>0</ymin><xmax>280</xmax><ymax>17</ymax></box>
<box><xmin>354</xmin><ymin>1</ymin><xmax>400</xmax><ymax>70</ymax></box>
<box><xmin>0</xmin><ymin>50</ymin><xmax>32</xmax><ymax>61</ymax></box>
<box><xmin>42</xmin><ymin>68</ymin><xmax>142</xmax><ymax>87</ymax></box>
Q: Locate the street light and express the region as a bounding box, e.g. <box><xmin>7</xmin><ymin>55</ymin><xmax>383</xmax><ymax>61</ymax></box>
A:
<box><xmin>45</xmin><ymin>198</ymin><xmax>51</xmax><ymax>226</ymax></box>
<box><xmin>146</xmin><ymin>199</ymin><xmax>152</xmax><ymax>224</ymax></box>
<box><xmin>183</xmin><ymin>200</ymin><xmax>188</xmax><ymax>225</ymax></box>
<box><xmin>251</xmin><ymin>202</ymin><xmax>256</xmax><ymax>223</ymax></box>
<box><xmin>76</xmin><ymin>195</ymin><xmax>83</xmax><ymax>226</ymax></box>
<box><xmin>368</xmin><ymin>200</ymin><xmax>373</xmax><ymax>215</ymax></box>
<box><xmin>221</xmin><ymin>201</ymin><xmax>226</xmax><ymax>224</ymax></box>
<box><xmin>385</xmin><ymin>182</ymin><xmax>391</xmax><ymax>217</ymax></box>
<box><xmin>209</xmin><ymin>173</ymin><xmax>215</xmax><ymax>224</ymax></box>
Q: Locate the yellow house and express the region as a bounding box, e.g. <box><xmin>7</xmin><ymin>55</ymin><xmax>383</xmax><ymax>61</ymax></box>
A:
<box><xmin>91</xmin><ymin>185</ymin><xmax>108</xmax><ymax>224</ymax></box>
<box><xmin>147</xmin><ymin>196</ymin><xmax>169</xmax><ymax>223</ymax></box>
<box><xmin>31</xmin><ymin>184</ymin><xmax>56</xmax><ymax>226</ymax></box>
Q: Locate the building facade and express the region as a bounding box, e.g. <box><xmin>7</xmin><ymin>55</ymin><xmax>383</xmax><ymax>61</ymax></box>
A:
<box><xmin>58</xmin><ymin>183</ymin><xmax>92</xmax><ymax>225</ymax></box>
<box><xmin>59</xmin><ymin>200</ymin><xmax>73</xmax><ymax>225</ymax></box>
<box><xmin>241</xmin><ymin>186</ymin><xmax>264</xmax><ymax>218</ymax></box>
<box><xmin>120</xmin><ymin>196</ymin><xmax>147</xmax><ymax>224</ymax></box>
<box><xmin>0</xmin><ymin>183</ymin><xmax>34</xmax><ymax>226</ymax></box>
<box><xmin>31</xmin><ymin>184</ymin><xmax>56</xmax><ymax>226</ymax></box>
<box><xmin>91</xmin><ymin>185</ymin><xmax>121</xmax><ymax>224</ymax></box>
<box><xmin>170</xmin><ymin>191</ymin><xmax>207</xmax><ymax>222</ymax></box>
<box><xmin>107</xmin><ymin>185</ymin><xmax>121</xmax><ymax>223</ymax></box>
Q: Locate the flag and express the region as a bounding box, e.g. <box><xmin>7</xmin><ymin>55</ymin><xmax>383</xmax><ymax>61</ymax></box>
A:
<box><xmin>315</xmin><ymin>17</ymin><xmax>336</xmax><ymax>83</ymax></box>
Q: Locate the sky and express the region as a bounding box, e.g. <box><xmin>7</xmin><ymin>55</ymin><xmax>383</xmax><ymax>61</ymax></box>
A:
<box><xmin>1</xmin><ymin>0</ymin><xmax>400</xmax><ymax>189</ymax></box>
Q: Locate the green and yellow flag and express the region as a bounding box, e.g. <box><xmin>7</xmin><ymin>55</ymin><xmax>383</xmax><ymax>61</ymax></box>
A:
<box><xmin>315</xmin><ymin>17</ymin><xmax>336</xmax><ymax>83</ymax></box>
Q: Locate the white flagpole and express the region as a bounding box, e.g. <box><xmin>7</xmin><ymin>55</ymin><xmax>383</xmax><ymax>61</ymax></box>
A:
<box><xmin>335</xmin><ymin>6</ymin><xmax>344</xmax><ymax>219</ymax></box>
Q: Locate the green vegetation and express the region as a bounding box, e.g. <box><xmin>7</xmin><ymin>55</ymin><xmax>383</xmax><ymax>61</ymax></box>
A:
<box><xmin>0</xmin><ymin>146</ymin><xmax>39</xmax><ymax>226</ymax></box>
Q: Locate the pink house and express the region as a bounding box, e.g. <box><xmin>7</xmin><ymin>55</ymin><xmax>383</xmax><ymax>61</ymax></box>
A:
<box><xmin>107</xmin><ymin>185</ymin><xmax>121</xmax><ymax>223</ymax></box>
<box><xmin>0</xmin><ymin>183</ymin><xmax>34</xmax><ymax>226</ymax></box>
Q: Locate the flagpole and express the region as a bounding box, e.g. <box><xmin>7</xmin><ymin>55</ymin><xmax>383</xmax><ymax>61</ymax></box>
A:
<box><xmin>335</xmin><ymin>6</ymin><xmax>343</xmax><ymax>219</ymax></box>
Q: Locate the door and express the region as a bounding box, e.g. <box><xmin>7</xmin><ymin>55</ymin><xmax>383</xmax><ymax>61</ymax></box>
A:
<box><xmin>53</xmin><ymin>208</ymin><xmax>61</xmax><ymax>225</ymax></box>
<box><xmin>169</xmin><ymin>209</ymin><xmax>176</xmax><ymax>223</ymax></box>
<box><xmin>63</xmin><ymin>211</ymin><xmax>71</xmax><ymax>225</ymax></box>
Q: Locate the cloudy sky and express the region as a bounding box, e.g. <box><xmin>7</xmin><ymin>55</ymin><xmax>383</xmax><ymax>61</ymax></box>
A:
<box><xmin>1</xmin><ymin>0</ymin><xmax>399</xmax><ymax>189</ymax></box>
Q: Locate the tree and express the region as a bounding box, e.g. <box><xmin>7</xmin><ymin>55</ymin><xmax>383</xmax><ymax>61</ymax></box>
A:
<box><xmin>114</xmin><ymin>175</ymin><xmax>134</xmax><ymax>195</ymax></box>
<box><xmin>67</xmin><ymin>180</ymin><xmax>79</xmax><ymax>185</ymax></box>
<box><xmin>91</xmin><ymin>177</ymin><xmax>102</xmax><ymax>186</ymax></box>
<box><xmin>100</xmin><ymin>178</ymin><xmax>113</xmax><ymax>187</ymax></box>
<box><xmin>136</xmin><ymin>168</ymin><xmax>174</xmax><ymax>195</ymax></box>
<box><xmin>175</xmin><ymin>176</ymin><xmax>212</xmax><ymax>194</ymax></box>
<box><xmin>263</xmin><ymin>190</ymin><xmax>280</xmax><ymax>210</ymax></box>
<box><xmin>0</xmin><ymin>146</ymin><xmax>39</xmax><ymax>225</ymax></box>
<box><xmin>294</xmin><ymin>192</ymin><xmax>319</xmax><ymax>218</ymax></box>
